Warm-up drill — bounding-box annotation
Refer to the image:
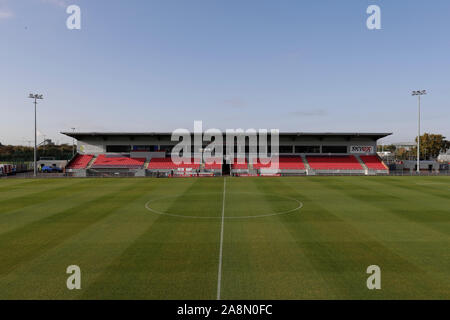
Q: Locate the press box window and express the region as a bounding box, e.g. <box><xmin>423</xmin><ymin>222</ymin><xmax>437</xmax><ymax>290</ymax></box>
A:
<box><xmin>322</xmin><ymin>146</ymin><xmax>347</xmax><ymax>153</ymax></box>
<box><xmin>295</xmin><ymin>145</ymin><xmax>320</xmax><ymax>153</ymax></box>
<box><xmin>106</xmin><ymin>145</ymin><xmax>131</xmax><ymax>153</ymax></box>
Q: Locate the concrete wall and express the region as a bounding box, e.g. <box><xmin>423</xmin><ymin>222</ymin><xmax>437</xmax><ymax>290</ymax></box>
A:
<box><xmin>401</xmin><ymin>160</ymin><xmax>440</xmax><ymax>171</ymax></box>
<box><xmin>130</xmin><ymin>151</ymin><xmax>166</xmax><ymax>160</ymax></box>
<box><xmin>78</xmin><ymin>138</ymin><xmax>105</xmax><ymax>154</ymax></box>
<box><xmin>37</xmin><ymin>160</ymin><xmax>68</xmax><ymax>169</ymax></box>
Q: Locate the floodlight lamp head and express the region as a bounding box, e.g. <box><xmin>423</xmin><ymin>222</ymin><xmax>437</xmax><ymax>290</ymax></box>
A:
<box><xmin>412</xmin><ymin>90</ymin><xmax>427</xmax><ymax>96</ymax></box>
<box><xmin>28</xmin><ymin>93</ymin><xmax>43</xmax><ymax>99</ymax></box>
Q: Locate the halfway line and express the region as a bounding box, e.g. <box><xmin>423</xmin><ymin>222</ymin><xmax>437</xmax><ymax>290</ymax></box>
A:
<box><xmin>217</xmin><ymin>177</ymin><xmax>226</xmax><ymax>300</ymax></box>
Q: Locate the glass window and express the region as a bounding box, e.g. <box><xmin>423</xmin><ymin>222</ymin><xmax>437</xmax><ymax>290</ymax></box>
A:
<box><xmin>279</xmin><ymin>145</ymin><xmax>293</xmax><ymax>153</ymax></box>
<box><xmin>295</xmin><ymin>145</ymin><xmax>320</xmax><ymax>153</ymax></box>
<box><xmin>132</xmin><ymin>145</ymin><xmax>158</xmax><ymax>152</ymax></box>
<box><xmin>322</xmin><ymin>146</ymin><xmax>347</xmax><ymax>153</ymax></box>
<box><xmin>106</xmin><ymin>145</ymin><xmax>131</xmax><ymax>153</ymax></box>
<box><xmin>159</xmin><ymin>145</ymin><xmax>173</xmax><ymax>152</ymax></box>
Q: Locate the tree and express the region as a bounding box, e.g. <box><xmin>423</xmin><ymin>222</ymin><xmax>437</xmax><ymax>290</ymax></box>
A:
<box><xmin>413</xmin><ymin>133</ymin><xmax>447</xmax><ymax>160</ymax></box>
<box><xmin>0</xmin><ymin>144</ymin><xmax>73</xmax><ymax>162</ymax></box>
<box><xmin>395</xmin><ymin>147</ymin><xmax>414</xmax><ymax>160</ymax></box>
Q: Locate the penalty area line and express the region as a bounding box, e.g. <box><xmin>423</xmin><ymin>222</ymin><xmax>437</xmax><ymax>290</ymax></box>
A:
<box><xmin>217</xmin><ymin>177</ymin><xmax>226</xmax><ymax>300</ymax></box>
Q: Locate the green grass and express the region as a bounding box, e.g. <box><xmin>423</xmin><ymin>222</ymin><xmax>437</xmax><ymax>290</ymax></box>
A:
<box><xmin>0</xmin><ymin>176</ymin><xmax>449</xmax><ymax>299</ymax></box>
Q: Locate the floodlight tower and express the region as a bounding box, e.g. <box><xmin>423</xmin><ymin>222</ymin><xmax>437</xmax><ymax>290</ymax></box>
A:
<box><xmin>411</xmin><ymin>90</ymin><xmax>427</xmax><ymax>173</ymax></box>
<box><xmin>28</xmin><ymin>93</ymin><xmax>44</xmax><ymax>177</ymax></box>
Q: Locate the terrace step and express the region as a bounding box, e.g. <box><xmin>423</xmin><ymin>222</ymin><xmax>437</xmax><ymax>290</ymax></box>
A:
<box><xmin>143</xmin><ymin>158</ymin><xmax>151</xmax><ymax>169</ymax></box>
<box><xmin>86</xmin><ymin>155</ymin><xmax>98</xmax><ymax>169</ymax></box>
<box><xmin>355</xmin><ymin>155</ymin><xmax>369</xmax><ymax>175</ymax></box>
<box><xmin>301</xmin><ymin>155</ymin><xmax>313</xmax><ymax>175</ymax></box>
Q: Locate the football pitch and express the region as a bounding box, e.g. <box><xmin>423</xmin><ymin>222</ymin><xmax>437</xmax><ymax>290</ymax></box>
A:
<box><xmin>0</xmin><ymin>176</ymin><xmax>449</xmax><ymax>299</ymax></box>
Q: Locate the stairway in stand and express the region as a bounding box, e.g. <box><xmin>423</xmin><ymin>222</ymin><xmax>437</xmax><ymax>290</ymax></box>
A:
<box><xmin>301</xmin><ymin>155</ymin><xmax>313</xmax><ymax>175</ymax></box>
<box><xmin>355</xmin><ymin>155</ymin><xmax>369</xmax><ymax>175</ymax></box>
<box><xmin>86</xmin><ymin>155</ymin><xmax>98</xmax><ymax>169</ymax></box>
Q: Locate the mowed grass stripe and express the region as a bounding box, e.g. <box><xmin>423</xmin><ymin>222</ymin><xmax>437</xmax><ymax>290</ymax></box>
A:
<box><xmin>314</xmin><ymin>177</ymin><xmax>450</xmax><ymax>292</ymax></box>
<box><xmin>0</xmin><ymin>180</ymin><xmax>148</xmax><ymax>277</ymax></box>
<box><xmin>272</xmin><ymin>179</ymin><xmax>415</xmax><ymax>297</ymax></box>
<box><xmin>145</xmin><ymin>178</ymin><xmax>224</xmax><ymax>218</ymax></box>
<box><xmin>81</xmin><ymin>178</ymin><xmax>223</xmax><ymax>299</ymax></box>
<box><xmin>0</xmin><ymin>180</ymin><xmax>120</xmax><ymax>234</ymax></box>
<box><xmin>343</xmin><ymin>177</ymin><xmax>450</xmax><ymax>221</ymax></box>
<box><xmin>0</xmin><ymin>176</ymin><xmax>448</xmax><ymax>300</ymax></box>
<box><xmin>0</xmin><ymin>179</ymin><xmax>92</xmax><ymax>214</ymax></box>
<box><xmin>378</xmin><ymin>176</ymin><xmax>450</xmax><ymax>201</ymax></box>
<box><xmin>0</xmin><ymin>178</ymin><xmax>83</xmax><ymax>201</ymax></box>
<box><xmin>221</xmin><ymin>177</ymin><xmax>337</xmax><ymax>299</ymax></box>
<box><xmin>0</xmin><ymin>180</ymin><xmax>161</xmax><ymax>299</ymax></box>
<box><xmin>280</xmin><ymin>177</ymin><xmax>449</xmax><ymax>299</ymax></box>
<box><xmin>261</xmin><ymin>177</ymin><xmax>386</xmax><ymax>298</ymax></box>
<box><xmin>317</xmin><ymin>177</ymin><xmax>450</xmax><ymax>237</ymax></box>
<box><xmin>283</xmin><ymin>178</ymin><xmax>450</xmax><ymax>242</ymax></box>
<box><xmin>0</xmin><ymin>179</ymin><xmax>39</xmax><ymax>193</ymax></box>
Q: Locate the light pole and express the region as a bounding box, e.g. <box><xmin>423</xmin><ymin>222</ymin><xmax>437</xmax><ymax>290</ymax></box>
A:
<box><xmin>71</xmin><ymin>127</ymin><xmax>76</xmax><ymax>157</ymax></box>
<box><xmin>411</xmin><ymin>90</ymin><xmax>426</xmax><ymax>173</ymax></box>
<box><xmin>28</xmin><ymin>93</ymin><xmax>44</xmax><ymax>177</ymax></box>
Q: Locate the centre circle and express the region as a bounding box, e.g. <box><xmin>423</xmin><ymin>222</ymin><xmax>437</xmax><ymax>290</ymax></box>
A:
<box><xmin>144</xmin><ymin>192</ymin><xmax>303</xmax><ymax>219</ymax></box>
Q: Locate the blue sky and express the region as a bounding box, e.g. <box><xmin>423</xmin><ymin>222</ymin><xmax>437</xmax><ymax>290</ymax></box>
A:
<box><xmin>1</xmin><ymin>0</ymin><xmax>449</xmax><ymax>145</ymax></box>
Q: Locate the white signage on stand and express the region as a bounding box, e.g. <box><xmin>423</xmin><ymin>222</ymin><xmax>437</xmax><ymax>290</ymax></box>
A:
<box><xmin>350</xmin><ymin>146</ymin><xmax>373</xmax><ymax>154</ymax></box>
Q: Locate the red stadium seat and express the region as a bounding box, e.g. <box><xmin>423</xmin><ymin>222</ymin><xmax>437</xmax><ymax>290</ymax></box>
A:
<box><xmin>148</xmin><ymin>157</ymin><xmax>200</xmax><ymax>169</ymax></box>
<box><xmin>306</xmin><ymin>155</ymin><xmax>363</xmax><ymax>170</ymax></box>
<box><xmin>231</xmin><ymin>158</ymin><xmax>248</xmax><ymax>170</ymax></box>
<box><xmin>92</xmin><ymin>154</ymin><xmax>145</xmax><ymax>169</ymax></box>
<box><xmin>66</xmin><ymin>154</ymin><xmax>94</xmax><ymax>169</ymax></box>
<box><xmin>252</xmin><ymin>156</ymin><xmax>305</xmax><ymax>170</ymax></box>
<box><xmin>360</xmin><ymin>155</ymin><xmax>387</xmax><ymax>170</ymax></box>
<box><xmin>204</xmin><ymin>157</ymin><xmax>222</xmax><ymax>170</ymax></box>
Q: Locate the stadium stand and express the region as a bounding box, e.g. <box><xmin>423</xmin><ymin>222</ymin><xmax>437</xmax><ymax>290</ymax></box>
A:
<box><xmin>147</xmin><ymin>157</ymin><xmax>201</xmax><ymax>169</ymax></box>
<box><xmin>66</xmin><ymin>154</ymin><xmax>94</xmax><ymax>169</ymax></box>
<box><xmin>360</xmin><ymin>155</ymin><xmax>387</xmax><ymax>170</ymax></box>
<box><xmin>279</xmin><ymin>156</ymin><xmax>305</xmax><ymax>170</ymax></box>
<box><xmin>92</xmin><ymin>154</ymin><xmax>145</xmax><ymax>169</ymax></box>
<box><xmin>204</xmin><ymin>157</ymin><xmax>223</xmax><ymax>170</ymax></box>
<box><xmin>231</xmin><ymin>158</ymin><xmax>248</xmax><ymax>170</ymax></box>
<box><xmin>61</xmin><ymin>132</ymin><xmax>394</xmax><ymax>176</ymax></box>
<box><xmin>252</xmin><ymin>156</ymin><xmax>305</xmax><ymax>170</ymax></box>
<box><xmin>251</xmin><ymin>158</ymin><xmax>272</xmax><ymax>169</ymax></box>
<box><xmin>306</xmin><ymin>155</ymin><xmax>363</xmax><ymax>170</ymax></box>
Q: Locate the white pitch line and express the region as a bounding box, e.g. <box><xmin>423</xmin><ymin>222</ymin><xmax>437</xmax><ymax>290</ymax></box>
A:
<box><xmin>144</xmin><ymin>192</ymin><xmax>302</xmax><ymax>219</ymax></box>
<box><xmin>217</xmin><ymin>177</ymin><xmax>226</xmax><ymax>300</ymax></box>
